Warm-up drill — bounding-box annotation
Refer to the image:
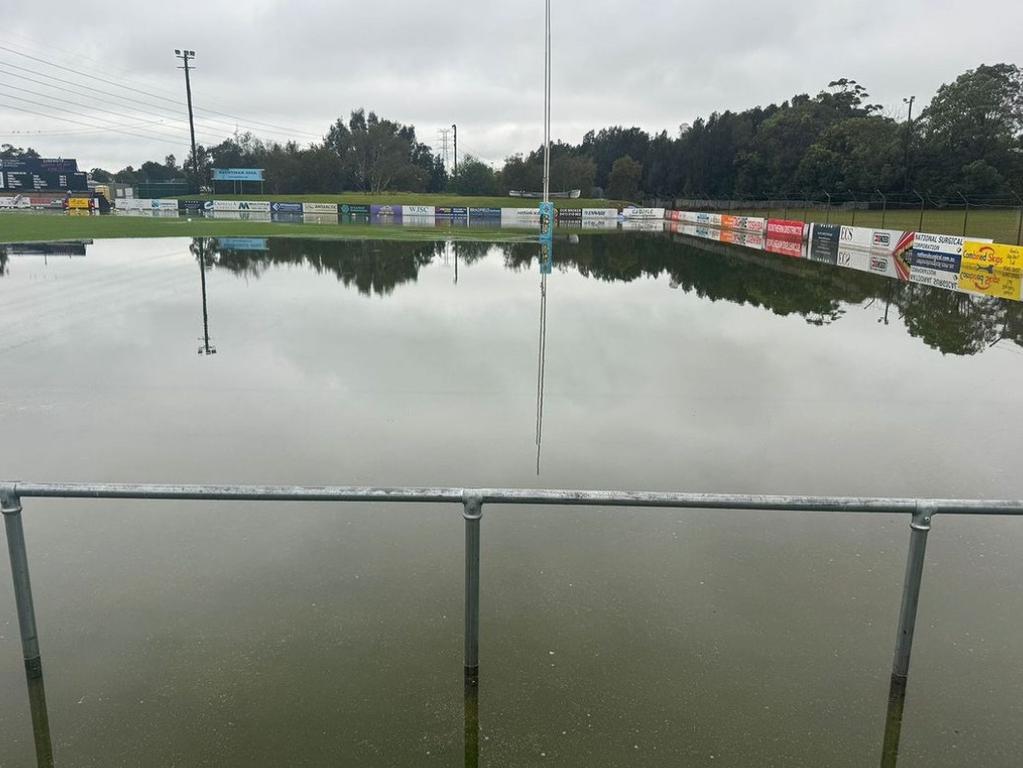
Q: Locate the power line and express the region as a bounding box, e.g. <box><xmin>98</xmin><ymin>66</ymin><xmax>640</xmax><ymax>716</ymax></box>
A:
<box><xmin>0</xmin><ymin>61</ymin><xmax>236</xmax><ymax>141</ymax></box>
<box><xmin>0</xmin><ymin>81</ymin><xmax>224</xmax><ymax>144</ymax></box>
<box><xmin>0</xmin><ymin>102</ymin><xmax>187</xmax><ymax>147</ymax></box>
<box><xmin>0</xmin><ymin>44</ymin><xmax>322</xmax><ymax>139</ymax></box>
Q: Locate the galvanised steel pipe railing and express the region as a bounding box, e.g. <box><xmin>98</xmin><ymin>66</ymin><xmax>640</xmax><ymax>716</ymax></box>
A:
<box><xmin>3</xmin><ymin>481</ymin><xmax>1023</xmax><ymax>760</ymax></box>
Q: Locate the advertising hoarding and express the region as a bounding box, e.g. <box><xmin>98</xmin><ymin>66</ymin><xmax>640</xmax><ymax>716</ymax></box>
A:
<box><xmin>961</xmin><ymin>241</ymin><xmax>1023</xmax><ymax>275</ymax></box>
<box><xmin>401</xmin><ymin>205</ymin><xmax>435</xmax><ymax>218</ymax></box>
<box><xmin>468</xmin><ymin>207</ymin><xmax>501</xmax><ymax>218</ymax></box>
<box><xmin>212</xmin><ymin>168</ymin><xmax>264</xmax><ymax>181</ymax></box>
<box><xmin>766</xmin><ymin>219</ymin><xmax>805</xmax><ymax>240</ymax></box>
<box><xmin>302</xmin><ymin>202</ymin><xmax>339</xmax><ymax>215</ymax></box>
<box><xmin>370</xmin><ymin>204</ymin><xmax>402</xmax><ymax>218</ymax></box>
<box><xmin>436</xmin><ymin>206</ymin><xmax>468</xmax><ymax>217</ymax></box>
<box><xmin>270</xmin><ymin>201</ymin><xmax>303</xmax><ymax>214</ymax></box>
<box><xmin>340</xmin><ymin>204</ymin><xmax>371</xmax><ymax>216</ymax></box>
<box><xmin>556</xmin><ymin>207</ymin><xmax>582</xmax><ymax>220</ymax></box>
<box><xmin>808</xmin><ymin>224</ymin><xmax>842</xmax><ymax>264</ymax></box>
<box><xmin>720</xmin><ymin>215</ymin><xmax>766</xmax><ymax>233</ymax></box>
<box><xmin>622</xmin><ymin>207</ymin><xmax>665</xmax><ymax>220</ymax></box>
<box><xmin>178</xmin><ymin>199</ymin><xmax>206</xmax><ymax>211</ymax></box>
<box><xmin>581</xmin><ymin>208</ymin><xmax>618</xmax><ymax>220</ymax></box>
<box><xmin>212</xmin><ymin>200</ymin><xmax>272</xmax><ymax>212</ymax></box>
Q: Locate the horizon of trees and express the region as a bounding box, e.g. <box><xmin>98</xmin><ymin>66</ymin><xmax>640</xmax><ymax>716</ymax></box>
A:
<box><xmin>3</xmin><ymin>62</ymin><xmax>1020</xmax><ymax>201</ymax></box>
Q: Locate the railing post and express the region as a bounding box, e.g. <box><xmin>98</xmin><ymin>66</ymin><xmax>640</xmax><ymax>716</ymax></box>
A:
<box><xmin>2</xmin><ymin>486</ymin><xmax>43</xmax><ymax>679</ymax></box>
<box><xmin>463</xmin><ymin>493</ymin><xmax>482</xmax><ymax>681</ymax></box>
<box><xmin>891</xmin><ymin>502</ymin><xmax>934</xmax><ymax>681</ymax></box>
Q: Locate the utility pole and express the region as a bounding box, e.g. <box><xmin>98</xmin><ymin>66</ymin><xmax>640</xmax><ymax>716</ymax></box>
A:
<box><xmin>175</xmin><ymin>49</ymin><xmax>199</xmax><ymax>192</ymax></box>
<box><xmin>902</xmin><ymin>95</ymin><xmax>915</xmax><ymax>192</ymax></box>
<box><xmin>452</xmin><ymin>124</ymin><xmax>458</xmax><ymax>176</ymax></box>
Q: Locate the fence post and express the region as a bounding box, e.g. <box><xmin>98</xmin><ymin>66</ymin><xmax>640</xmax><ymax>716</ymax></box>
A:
<box><xmin>463</xmin><ymin>494</ymin><xmax>482</xmax><ymax>681</ymax></box>
<box><xmin>913</xmin><ymin>190</ymin><xmax>925</xmax><ymax>233</ymax></box>
<box><xmin>2</xmin><ymin>487</ymin><xmax>43</xmax><ymax>679</ymax></box>
<box><xmin>875</xmin><ymin>189</ymin><xmax>887</xmax><ymax>229</ymax></box>
<box><xmin>956</xmin><ymin>191</ymin><xmax>969</xmax><ymax>237</ymax></box>
<box><xmin>891</xmin><ymin>502</ymin><xmax>934</xmax><ymax>681</ymax></box>
<box><xmin>824</xmin><ymin>192</ymin><xmax>832</xmax><ymax>225</ymax></box>
<box><xmin>1013</xmin><ymin>191</ymin><xmax>1022</xmax><ymax>246</ymax></box>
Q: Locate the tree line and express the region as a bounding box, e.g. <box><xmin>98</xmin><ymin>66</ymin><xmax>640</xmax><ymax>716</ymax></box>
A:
<box><xmin>3</xmin><ymin>62</ymin><xmax>1020</xmax><ymax>201</ymax></box>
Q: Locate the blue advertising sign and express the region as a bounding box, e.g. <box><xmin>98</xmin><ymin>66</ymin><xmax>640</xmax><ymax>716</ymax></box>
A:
<box><xmin>370</xmin><ymin>204</ymin><xmax>402</xmax><ymax>218</ymax></box>
<box><xmin>270</xmin><ymin>201</ymin><xmax>303</xmax><ymax>213</ymax></box>
<box><xmin>216</xmin><ymin>237</ymin><xmax>269</xmax><ymax>252</ymax></box>
<box><xmin>212</xmin><ymin>168</ymin><xmax>264</xmax><ymax>182</ymax></box>
<box><xmin>468</xmin><ymin>207</ymin><xmax>501</xmax><ymax>218</ymax></box>
<box><xmin>436</xmin><ymin>206</ymin><xmax>468</xmax><ymax>217</ymax></box>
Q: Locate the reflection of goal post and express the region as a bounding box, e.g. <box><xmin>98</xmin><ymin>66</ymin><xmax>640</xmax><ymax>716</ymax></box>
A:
<box><xmin>211</xmin><ymin>168</ymin><xmax>264</xmax><ymax>196</ymax></box>
<box><xmin>539</xmin><ymin>201</ymin><xmax>554</xmax><ymax>238</ymax></box>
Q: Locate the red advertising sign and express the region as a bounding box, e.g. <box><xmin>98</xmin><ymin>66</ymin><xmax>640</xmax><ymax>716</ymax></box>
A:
<box><xmin>766</xmin><ymin>219</ymin><xmax>805</xmax><ymax>241</ymax></box>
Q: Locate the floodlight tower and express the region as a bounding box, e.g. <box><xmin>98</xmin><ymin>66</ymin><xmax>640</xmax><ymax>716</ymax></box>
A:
<box><xmin>175</xmin><ymin>49</ymin><xmax>200</xmax><ymax>189</ymax></box>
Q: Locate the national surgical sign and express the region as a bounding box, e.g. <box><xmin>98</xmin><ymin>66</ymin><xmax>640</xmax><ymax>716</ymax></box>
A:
<box><xmin>212</xmin><ymin>168</ymin><xmax>264</xmax><ymax>182</ymax></box>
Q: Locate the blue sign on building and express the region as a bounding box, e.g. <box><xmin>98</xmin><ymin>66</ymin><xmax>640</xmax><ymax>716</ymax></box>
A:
<box><xmin>212</xmin><ymin>168</ymin><xmax>264</xmax><ymax>182</ymax></box>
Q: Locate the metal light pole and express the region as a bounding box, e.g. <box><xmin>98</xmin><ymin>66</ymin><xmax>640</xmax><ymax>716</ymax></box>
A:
<box><xmin>452</xmin><ymin>124</ymin><xmax>458</xmax><ymax>177</ymax></box>
<box><xmin>175</xmin><ymin>49</ymin><xmax>199</xmax><ymax>192</ymax></box>
<box><xmin>902</xmin><ymin>96</ymin><xmax>915</xmax><ymax>192</ymax></box>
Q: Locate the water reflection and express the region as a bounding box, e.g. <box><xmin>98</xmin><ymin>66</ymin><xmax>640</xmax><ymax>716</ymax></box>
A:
<box><xmin>880</xmin><ymin>677</ymin><xmax>908</xmax><ymax>768</ymax></box>
<box><xmin>186</xmin><ymin>234</ymin><xmax>1023</xmax><ymax>357</ymax></box>
<box><xmin>464</xmin><ymin>677</ymin><xmax>480</xmax><ymax>768</ymax></box>
<box><xmin>535</xmin><ymin>240</ymin><xmax>550</xmax><ymax>475</ymax></box>
<box><xmin>24</xmin><ymin>672</ymin><xmax>55</xmax><ymax>768</ymax></box>
<box><xmin>191</xmin><ymin>239</ymin><xmax>217</xmax><ymax>356</ymax></box>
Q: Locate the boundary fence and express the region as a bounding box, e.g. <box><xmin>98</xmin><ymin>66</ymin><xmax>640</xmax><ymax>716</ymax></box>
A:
<box><xmin>3</xmin><ymin>482</ymin><xmax>1023</xmax><ymax>765</ymax></box>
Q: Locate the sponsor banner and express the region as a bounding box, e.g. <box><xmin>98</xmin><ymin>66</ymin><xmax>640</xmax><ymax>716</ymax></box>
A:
<box><xmin>581</xmin><ymin>208</ymin><xmax>618</xmax><ymax>220</ymax></box>
<box><xmin>808</xmin><ymin>224</ymin><xmax>842</xmax><ymax>264</ymax></box>
<box><xmin>912</xmin><ymin>232</ymin><xmax>972</xmax><ymax>258</ymax></box>
<box><xmin>692</xmin><ymin>211</ymin><xmax>722</xmax><ymax>227</ymax></box>
<box><xmin>212</xmin><ymin>168</ymin><xmax>264</xmax><ymax>182</ymax></box>
<box><xmin>664</xmin><ymin>210</ymin><xmax>682</xmax><ymax>221</ymax></box>
<box><xmin>66</xmin><ymin>197</ymin><xmax>93</xmax><ymax>210</ymax></box>
<box><xmin>835</xmin><ymin>227</ymin><xmax>914</xmax><ymax>280</ymax></box>
<box><xmin>217</xmin><ymin>237</ymin><xmax>269</xmax><ymax>251</ymax></box>
<box><xmin>766</xmin><ymin>237</ymin><xmax>806</xmax><ymax>258</ymax></box>
<box><xmin>622</xmin><ymin>207</ymin><xmax>665</xmax><ymax>220</ymax></box>
<box><xmin>720</xmin><ymin>215</ymin><xmax>766</xmax><ymax>233</ymax></box>
<box><xmin>0</xmin><ymin>195</ymin><xmax>30</xmax><ymax>209</ymax></box>
<box><xmin>179</xmin><ymin>199</ymin><xmax>206</xmax><ymax>211</ymax></box>
<box><xmin>301</xmin><ymin>202</ymin><xmax>339</xmax><ymax>215</ymax></box>
<box><xmin>370</xmin><ymin>204</ymin><xmax>402</xmax><ymax>218</ymax></box>
<box><xmin>436</xmin><ymin>206</ymin><xmax>468</xmax><ymax>217</ymax></box>
<box><xmin>958</xmin><ymin>266</ymin><xmax>1022</xmax><ymax>301</ymax></box>
<box><xmin>556</xmin><ymin>207</ymin><xmax>582</xmax><ymax>220</ymax></box>
<box><xmin>270</xmin><ymin>201</ymin><xmax>304</xmax><ymax>214</ymax></box>
<box><xmin>339</xmin><ymin>203</ymin><xmax>371</xmax><ymax>216</ymax></box>
<box><xmin>150</xmin><ymin>199</ymin><xmax>179</xmax><ymax>211</ymax></box>
<box><xmin>961</xmin><ymin>241</ymin><xmax>1023</xmax><ymax>276</ymax></box>
<box><xmin>766</xmin><ymin>219</ymin><xmax>805</xmax><ymax>240</ymax></box>
<box><xmin>27</xmin><ymin>196</ymin><xmax>65</xmax><ymax>209</ymax></box>
<box><xmin>468</xmin><ymin>206</ymin><xmax>501</xmax><ymax>218</ymax></box>
<box><xmin>502</xmin><ymin>207</ymin><xmax>541</xmax><ymax>221</ymax></box>
<box><xmin>401</xmin><ymin>205</ymin><xmax>435</xmax><ymax>218</ymax></box>
<box><xmin>212</xmin><ymin>200</ymin><xmax>272</xmax><ymax>212</ymax></box>
<box><xmin>208</xmin><ymin>211</ymin><xmax>272</xmax><ymax>222</ymax></box>
<box><xmin>909</xmin><ymin>248</ymin><xmax>961</xmax><ymax>274</ymax></box>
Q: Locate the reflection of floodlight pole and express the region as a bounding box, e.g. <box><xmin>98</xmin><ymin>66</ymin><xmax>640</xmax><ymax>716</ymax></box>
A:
<box><xmin>196</xmin><ymin>240</ymin><xmax>216</xmax><ymax>355</ymax></box>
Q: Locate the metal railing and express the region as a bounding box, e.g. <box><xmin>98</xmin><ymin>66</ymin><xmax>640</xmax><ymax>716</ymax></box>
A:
<box><xmin>3</xmin><ymin>482</ymin><xmax>1023</xmax><ymax>766</ymax></box>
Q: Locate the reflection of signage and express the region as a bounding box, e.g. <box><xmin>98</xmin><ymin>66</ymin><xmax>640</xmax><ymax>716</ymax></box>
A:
<box><xmin>217</xmin><ymin>237</ymin><xmax>269</xmax><ymax>251</ymax></box>
<box><xmin>910</xmin><ymin>265</ymin><xmax>958</xmax><ymax>292</ymax></box>
<box><xmin>958</xmin><ymin>266</ymin><xmax>1022</xmax><ymax>301</ymax></box>
<box><xmin>766</xmin><ymin>237</ymin><xmax>805</xmax><ymax>258</ymax></box>
<box><xmin>212</xmin><ymin>168</ymin><xmax>264</xmax><ymax>181</ymax></box>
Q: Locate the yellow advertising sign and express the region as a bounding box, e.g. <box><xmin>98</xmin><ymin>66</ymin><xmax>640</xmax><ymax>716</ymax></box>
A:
<box><xmin>957</xmin><ymin>266</ymin><xmax>1022</xmax><ymax>301</ymax></box>
<box><xmin>67</xmin><ymin>197</ymin><xmax>91</xmax><ymax>210</ymax></box>
<box><xmin>962</xmin><ymin>241</ymin><xmax>1023</xmax><ymax>276</ymax></box>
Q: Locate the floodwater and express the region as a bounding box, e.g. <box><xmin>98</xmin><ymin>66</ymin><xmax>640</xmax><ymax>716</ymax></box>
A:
<box><xmin>1</xmin><ymin>232</ymin><xmax>1022</xmax><ymax>767</ymax></box>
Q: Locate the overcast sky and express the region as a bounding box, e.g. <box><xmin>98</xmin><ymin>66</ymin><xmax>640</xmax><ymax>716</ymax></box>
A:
<box><xmin>1</xmin><ymin>0</ymin><xmax>1020</xmax><ymax>171</ymax></box>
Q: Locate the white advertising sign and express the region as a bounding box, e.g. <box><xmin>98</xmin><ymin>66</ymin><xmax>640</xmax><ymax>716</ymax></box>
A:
<box><xmin>212</xmin><ymin>200</ymin><xmax>272</xmax><ymax>212</ymax></box>
<box><xmin>302</xmin><ymin>202</ymin><xmax>339</xmax><ymax>215</ymax></box>
<box><xmin>402</xmin><ymin>205</ymin><xmax>435</xmax><ymax>218</ymax></box>
<box><xmin>622</xmin><ymin>207</ymin><xmax>665</xmax><ymax>220</ymax></box>
<box><xmin>581</xmin><ymin>208</ymin><xmax>618</xmax><ymax>220</ymax></box>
